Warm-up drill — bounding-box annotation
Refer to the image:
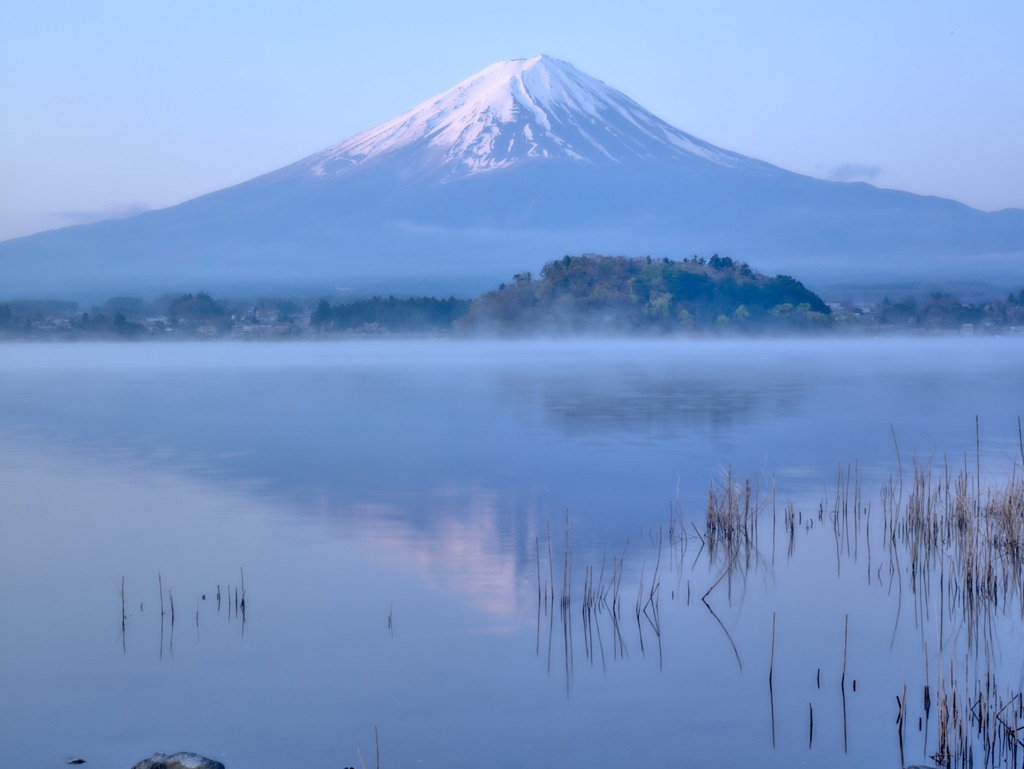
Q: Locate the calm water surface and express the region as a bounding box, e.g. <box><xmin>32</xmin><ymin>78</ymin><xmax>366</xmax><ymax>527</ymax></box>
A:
<box><xmin>1</xmin><ymin>338</ymin><xmax>1022</xmax><ymax>768</ymax></box>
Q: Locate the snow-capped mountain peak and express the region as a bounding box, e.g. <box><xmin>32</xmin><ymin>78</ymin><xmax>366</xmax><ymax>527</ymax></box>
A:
<box><xmin>298</xmin><ymin>55</ymin><xmax>750</xmax><ymax>181</ymax></box>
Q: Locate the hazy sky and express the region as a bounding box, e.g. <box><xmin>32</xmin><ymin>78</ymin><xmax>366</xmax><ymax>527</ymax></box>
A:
<box><xmin>1</xmin><ymin>0</ymin><xmax>1022</xmax><ymax>240</ymax></box>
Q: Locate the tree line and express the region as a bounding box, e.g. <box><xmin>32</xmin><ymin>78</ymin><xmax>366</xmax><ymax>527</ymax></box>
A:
<box><xmin>310</xmin><ymin>295</ymin><xmax>472</xmax><ymax>333</ymax></box>
<box><xmin>3</xmin><ymin>257</ymin><xmax>1021</xmax><ymax>339</ymax></box>
<box><xmin>875</xmin><ymin>290</ymin><xmax>1024</xmax><ymax>330</ymax></box>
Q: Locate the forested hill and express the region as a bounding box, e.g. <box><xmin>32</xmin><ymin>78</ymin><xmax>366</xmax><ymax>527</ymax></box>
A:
<box><xmin>458</xmin><ymin>254</ymin><xmax>831</xmax><ymax>333</ymax></box>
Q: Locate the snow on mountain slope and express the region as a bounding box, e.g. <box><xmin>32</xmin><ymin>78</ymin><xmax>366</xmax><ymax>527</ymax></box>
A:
<box><xmin>290</xmin><ymin>55</ymin><xmax>759</xmax><ymax>181</ymax></box>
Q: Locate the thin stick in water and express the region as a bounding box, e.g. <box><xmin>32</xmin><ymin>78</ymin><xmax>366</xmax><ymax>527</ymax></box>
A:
<box><xmin>842</xmin><ymin>613</ymin><xmax>848</xmax><ymax>690</ymax></box>
<box><xmin>809</xmin><ymin>702</ymin><xmax>813</xmax><ymax>749</ymax></box>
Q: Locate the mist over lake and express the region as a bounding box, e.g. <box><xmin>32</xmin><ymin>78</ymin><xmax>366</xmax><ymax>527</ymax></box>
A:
<box><xmin>2</xmin><ymin>337</ymin><xmax>1023</xmax><ymax>768</ymax></box>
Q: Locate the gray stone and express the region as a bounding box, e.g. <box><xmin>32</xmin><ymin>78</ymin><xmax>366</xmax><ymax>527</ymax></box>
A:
<box><xmin>131</xmin><ymin>753</ymin><xmax>225</xmax><ymax>769</ymax></box>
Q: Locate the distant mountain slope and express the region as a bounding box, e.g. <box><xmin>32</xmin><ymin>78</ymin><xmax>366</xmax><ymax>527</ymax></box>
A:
<box><xmin>2</xmin><ymin>55</ymin><xmax>1022</xmax><ymax>300</ymax></box>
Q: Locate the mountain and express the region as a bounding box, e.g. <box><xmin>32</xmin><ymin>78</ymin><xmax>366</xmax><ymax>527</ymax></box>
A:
<box><xmin>2</xmin><ymin>54</ymin><xmax>1022</xmax><ymax>300</ymax></box>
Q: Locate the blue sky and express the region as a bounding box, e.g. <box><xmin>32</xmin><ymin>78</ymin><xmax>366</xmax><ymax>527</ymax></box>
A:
<box><xmin>1</xmin><ymin>0</ymin><xmax>1021</xmax><ymax>240</ymax></box>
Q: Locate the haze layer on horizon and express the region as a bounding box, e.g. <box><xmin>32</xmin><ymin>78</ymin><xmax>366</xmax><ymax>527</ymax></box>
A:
<box><xmin>2</xmin><ymin>0</ymin><xmax>1022</xmax><ymax>241</ymax></box>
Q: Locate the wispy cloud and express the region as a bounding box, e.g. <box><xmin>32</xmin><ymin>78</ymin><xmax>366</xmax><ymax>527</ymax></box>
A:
<box><xmin>827</xmin><ymin>163</ymin><xmax>883</xmax><ymax>182</ymax></box>
<box><xmin>51</xmin><ymin>203</ymin><xmax>151</xmax><ymax>224</ymax></box>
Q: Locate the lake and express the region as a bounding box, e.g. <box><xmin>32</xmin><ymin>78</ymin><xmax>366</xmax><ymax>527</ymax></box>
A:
<box><xmin>1</xmin><ymin>337</ymin><xmax>1023</xmax><ymax>768</ymax></box>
